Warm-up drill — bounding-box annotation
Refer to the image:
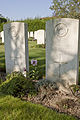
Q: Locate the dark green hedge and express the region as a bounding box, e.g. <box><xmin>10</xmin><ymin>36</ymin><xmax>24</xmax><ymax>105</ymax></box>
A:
<box><xmin>0</xmin><ymin>17</ymin><xmax>7</xmax><ymax>23</ymax></box>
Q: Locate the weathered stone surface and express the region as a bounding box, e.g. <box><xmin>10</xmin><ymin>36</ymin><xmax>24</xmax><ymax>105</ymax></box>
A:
<box><xmin>46</xmin><ymin>18</ymin><xmax>80</xmax><ymax>87</ymax></box>
<box><xmin>4</xmin><ymin>22</ymin><xmax>29</xmax><ymax>74</ymax></box>
<box><xmin>36</xmin><ymin>30</ymin><xmax>45</xmax><ymax>44</ymax></box>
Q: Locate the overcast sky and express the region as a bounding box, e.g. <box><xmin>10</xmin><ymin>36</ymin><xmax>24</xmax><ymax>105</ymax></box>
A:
<box><xmin>0</xmin><ymin>0</ymin><xmax>53</xmax><ymax>20</ymax></box>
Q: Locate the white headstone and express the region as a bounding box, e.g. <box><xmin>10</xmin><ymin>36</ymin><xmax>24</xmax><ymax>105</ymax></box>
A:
<box><xmin>30</xmin><ymin>31</ymin><xmax>33</xmax><ymax>37</ymax></box>
<box><xmin>1</xmin><ymin>31</ymin><xmax>4</xmax><ymax>43</ymax></box>
<box><xmin>34</xmin><ymin>31</ymin><xmax>37</xmax><ymax>40</ymax></box>
<box><xmin>4</xmin><ymin>22</ymin><xmax>29</xmax><ymax>74</ymax></box>
<box><xmin>36</xmin><ymin>30</ymin><xmax>45</xmax><ymax>44</ymax></box>
<box><xmin>28</xmin><ymin>32</ymin><xmax>29</xmax><ymax>38</ymax></box>
<box><xmin>46</xmin><ymin>18</ymin><xmax>80</xmax><ymax>87</ymax></box>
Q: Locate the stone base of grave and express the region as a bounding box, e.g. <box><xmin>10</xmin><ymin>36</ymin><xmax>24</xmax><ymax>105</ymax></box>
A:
<box><xmin>22</xmin><ymin>82</ymin><xmax>80</xmax><ymax>119</ymax></box>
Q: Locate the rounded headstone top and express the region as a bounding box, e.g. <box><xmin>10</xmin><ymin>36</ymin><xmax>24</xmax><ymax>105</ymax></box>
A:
<box><xmin>3</xmin><ymin>22</ymin><xmax>27</xmax><ymax>31</ymax></box>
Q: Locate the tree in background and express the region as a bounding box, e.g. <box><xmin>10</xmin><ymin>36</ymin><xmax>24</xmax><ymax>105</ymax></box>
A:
<box><xmin>0</xmin><ymin>14</ymin><xmax>7</xmax><ymax>32</ymax></box>
<box><xmin>0</xmin><ymin>14</ymin><xmax>7</xmax><ymax>23</ymax></box>
<box><xmin>24</xmin><ymin>18</ymin><xmax>45</xmax><ymax>32</ymax></box>
<box><xmin>50</xmin><ymin>0</ymin><xmax>80</xmax><ymax>19</ymax></box>
<box><xmin>23</xmin><ymin>18</ymin><xmax>45</xmax><ymax>38</ymax></box>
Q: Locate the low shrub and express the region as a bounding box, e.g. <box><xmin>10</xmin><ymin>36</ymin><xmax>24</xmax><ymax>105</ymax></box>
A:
<box><xmin>0</xmin><ymin>43</ymin><xmax>4</xmax><ymax>45</ymax></box>
<box><xmin>29</xmin><ymin>66</ymin><xmax>39</xmax><ymax>80</ymax></box>
<box><xmin>0</xmin><ymin>72</ymin><xmax>37</xmax><ymax>97</ymax></box>
<box><xmin>0</xmin><ymin>78</ymin><xmax>2</xmax><ymax>84</ymax></box>
<box><xmin>36</xmin><ymin>44</ymin><xmax>46</xmax><ymax>48</ymax></box>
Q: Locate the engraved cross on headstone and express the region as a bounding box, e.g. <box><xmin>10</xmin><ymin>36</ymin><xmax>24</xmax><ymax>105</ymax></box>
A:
<box><xmin>54</xmin><ymin>53</ymin><xmax>67</xmax><ymax>79</ymax></box>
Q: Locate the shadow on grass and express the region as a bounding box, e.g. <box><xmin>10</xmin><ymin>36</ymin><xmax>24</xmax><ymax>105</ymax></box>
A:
<box><xmin>0</xmin><ymin>52</ymin><xmax>5</xmax><ymax>72</ymax></box>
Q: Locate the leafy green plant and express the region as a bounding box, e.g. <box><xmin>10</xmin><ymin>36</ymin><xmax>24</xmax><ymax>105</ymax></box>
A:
<box><xmin>29</xmin><ymin>59</ymin><xmax>40</xmax><ymax>80</ymax></box>
<box><xmin>29</xmin><ymin>66</ymin><xmax>39</xmax><ymax>80</ymax></box>
<box><xmin>0</xmin><ymin>72</ymin><xmax>37</xmax><ymax>97</ymax></box>
<box><xmin>70</xmin><ymin>84</ymin><xmax>80</xmax><ymax>95</ymax></box>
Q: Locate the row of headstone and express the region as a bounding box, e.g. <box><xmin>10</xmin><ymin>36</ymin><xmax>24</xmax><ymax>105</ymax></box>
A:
<box><xmin>28</xmin><ymin>31</ymin><xmax>34</xmax><ymax>38</ymax></box>
<box><xmin>35</xmin><ymin>30</ymin><xmax>45</xmax><ymax>44</ymax></box>
<box><xmin>0</xmin><ymin>31</ymin><xmax>4</xmax><ymax>43</ymax></box>
<box><xmin>3</xmin><ymin>18</ymin><xmax>80</xmax><ymax>89</ymax></box>
<box><xmin>1</xmin><ymin>30</ymin><xmax>45</xmax><ymax>44</ymax></box>
<box><xmin>28</xmin><ymin>30</ymin><xmax>45</xmax><ymax>44</ymax></box>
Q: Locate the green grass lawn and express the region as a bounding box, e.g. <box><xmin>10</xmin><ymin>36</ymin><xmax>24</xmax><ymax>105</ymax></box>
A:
<box><xmin>0</xmin><ymin>93</ymin><xmax>77</xmax><ymax>120</ymax></box>
<box><xmin>0</xmin><ymin>38</ymin><xmax>2</xmax><ymax>43</ymax></box>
